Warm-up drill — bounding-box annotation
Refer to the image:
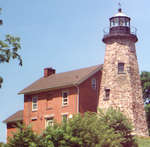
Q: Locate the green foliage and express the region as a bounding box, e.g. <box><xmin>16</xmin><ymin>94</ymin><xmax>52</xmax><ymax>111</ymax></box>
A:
<box><xmin>137</xmin><ymin>136</ymin><xmax>150</xmax><ymax>147</ymax></box>
<box><xmin>0</xmin><ymin>9</ymin><xmax>22</xmax><ymax>88</ymax></box>
<box><xmin>0</xmin><ymin>142</ymin><xmax>7</xmax><ymax>147</ymax></box>
<box><xmin>39</xmin><ymin>124</ymin><xmax>66</xmax><ymax>147</ymax></box>
<box><xmin>40</xmin><ymin>113</ymin><xmax>119</xmax><ymax>147</ymax></box>
<box><xmin>145</xmin><ymin>104</ymin><xmax>150</xmax><ymax>135</ymax></box>
<box><xmin>6</xmin><ymin>109</ymin><xmax>138</xmax><ymax>147</ymax></box>
<box><xmin>7</xmin><ymin>123</ymin><xmax>39</xmax><ymax>147</ymax></box>
<box><xmin>98</xmin><ymin>108</ymin><xmax>137</xmax><ymax>147</ymax></box>
<box><xmin>0</xmin><ymin>76</ymin><xmax>3</xmax><ymax>88</ymax></box>
<box><xmin>64</xmin><ymin>112</ymin><xmax>120</xmax><ymax>147</ymax></box>
<box><xmin>0</xmin><ymin>35</ymin><xmax>22</xmax><ymax>65</ymax></box>
<box><xmin>39</xmin><ymin>109</ymin><xmax>137</xmax><ymax>147</ymax></box>
<box><xmin>141</xmin><ymin>71</ymin><xmax>150</xmax><ymax>101</ymax></box>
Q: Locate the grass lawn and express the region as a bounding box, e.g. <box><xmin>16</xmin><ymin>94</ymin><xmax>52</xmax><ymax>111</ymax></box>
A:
<box><xmin>137</xmin><ymin>136</ymin><xmax>150</xmax><ymax>147</ymax></box>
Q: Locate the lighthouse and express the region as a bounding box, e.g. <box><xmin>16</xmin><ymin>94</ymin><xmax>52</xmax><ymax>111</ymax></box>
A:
<box><xmin>98</xmin><ymin>7</ymin><xmax>148</xmax><ymax>136</ymax></box>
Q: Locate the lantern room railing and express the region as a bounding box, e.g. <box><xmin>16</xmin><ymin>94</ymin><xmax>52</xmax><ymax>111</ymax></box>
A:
<box><xmin>103</xmin><ymin>26</ymin><xmax>137</xmax><ymax>37</ymax></box>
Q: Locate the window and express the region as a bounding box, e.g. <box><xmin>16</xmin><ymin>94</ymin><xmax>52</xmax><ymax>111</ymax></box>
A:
<box><xmin>31</xmin><ymin>117</ymin><xmax>37</xmax><ymax>121</ymax></box>
<box><xmin>118</xmin><ymin>63</ymin><xmax>125</xmax><ymax>74</ymax></box>
<box><xmin>62</xmin><ymin>114</ymin><xmax>68</xmax><ymax>123</ymax></box>
<box><xmin>45</xmin><ymin>117</ymin><xmax>54</xmax><ymax>128</ymax></box>
<box><xmin>32</xmin><ymin>97</ymin><xmax>38</xmax><ymax>111</ymax></box>
<box><xmin>62</xmin><ymin>91</ymin><xmax>68</xmax><ymax>106</ymax></box>
<box><xmin>91</xmin><ymin>78</ymin><xmax>97</xmax><ymax>89</ymax></box>
<box><xmin>104</xmin><ymin>89</ymin><xmax>110</xmax><ymax>100</ymax></box>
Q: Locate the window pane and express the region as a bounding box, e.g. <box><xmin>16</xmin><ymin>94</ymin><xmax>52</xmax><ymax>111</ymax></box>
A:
<box><xmin>33</xmin><ymin>97</ymin><xmax>37</xmax><ymax>103</ymax></box>
<box><xmin>32</xmin><ymin>97</ymin><xmax>38</xmax><ymax>110</ymax></box>
<box><xmin>46</xmin><ymin>117</ymin><xmax>54</xmax><ymax>127</ymax></box>
<box><xmin>63</xmin><ymin>92</ymin><xmax>68</xmax><ymax>98</ymax></box>
<box><xmin>62</xmin><ymin>92</ymin><xmax>68</xmax><ymax>105</ymax></box>
<box><xmin>118</xmin><ymin>63</ymin><xmax>124</xmax><ymax>73</ymax></box>
<box><xmin>104</xmin><ymin>89</ymin><xmax>110</xmax><ymax>100</ymax></box>
<box><xmin>91</xmin><ymin>78</ymin><xmax>96</xmax><ymax>89</ymax></box>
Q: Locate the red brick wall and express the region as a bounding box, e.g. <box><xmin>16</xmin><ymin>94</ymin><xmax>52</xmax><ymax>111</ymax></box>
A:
<box><xmin>23</xmin><ymin>70</ymin><xmax>102</xmax><ymax>134</ymax></box>
<box><xmin>24</xmin><ymin>87</ymin><xmax>78</xmax><ymax>133</ymax></box>
<box><xmin>7</xmin><ymin>122</ymin><xmax>22</xmax><ymax>142</ymax></box>
<box><xmin>79</xmin><ymin>71</ymin><xmax>102</xmax><ymax>113</ymax></box>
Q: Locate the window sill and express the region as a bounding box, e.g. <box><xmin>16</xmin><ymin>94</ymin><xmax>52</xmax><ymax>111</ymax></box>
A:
<box><xmin>103</xmin><ymin>98</ymin><xmax>109</xmax><ymax>101</ymax></box>
<box><xmin>31</xmin><ymin>117</ymin><xmax>37</xmax><ymax>121</ymax></box>
<box><xmin>118</xmin><ymin>72</ymin><xmax>126</xmax><ymax>74</ymax></box>
<box><xmin>32</xmin><ymin>109</ymin><xmax>38</xmax><ymax>112</ymax></box>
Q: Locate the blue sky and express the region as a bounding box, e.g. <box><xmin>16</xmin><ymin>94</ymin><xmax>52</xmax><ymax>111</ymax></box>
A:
<box><xmin>0</xmin><ymin>0</ymin><xmax>150</xmax><ymax>142</ymax></box>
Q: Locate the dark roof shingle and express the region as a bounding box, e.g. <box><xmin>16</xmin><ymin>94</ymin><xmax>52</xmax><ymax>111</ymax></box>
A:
<box><xmin>19</xmin><ymin>64</ymin><xmax>102</xmax><ymax>94</ymax></box>
<box><xmin>3</xmin><ymin>110</ymin><xmax>23</xmax><ymax>123</ymax></box>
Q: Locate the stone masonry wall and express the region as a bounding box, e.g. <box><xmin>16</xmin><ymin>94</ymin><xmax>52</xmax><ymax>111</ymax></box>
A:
<box><xmin>98</xmin><ymin>38</ymin><xmax>148</xmax><ymax>136</ymax></box>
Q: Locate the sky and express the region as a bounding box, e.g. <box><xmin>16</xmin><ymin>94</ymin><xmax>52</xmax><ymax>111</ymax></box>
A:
<box><xmin>0</xmin><ymin>0</ymin><xmax>150</xmax><ymax>142</ymax></box>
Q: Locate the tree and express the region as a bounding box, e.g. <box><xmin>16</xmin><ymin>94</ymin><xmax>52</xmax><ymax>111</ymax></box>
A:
<box><xmin>7</xmin><ymin>123</ymin><xmax>40</xmax><ymax>147</ymax></box>
<box><xmin>0</xmin><ymin>8</ymin><xmax>22</xmax><ymax>88</ymax></box>
<box><xmin>140</xmin><ymin>71</ymin><xmax>150</xmax><ymax>103</ymax></box>
<box><xmin>98</xmin><ymin>108</ymin><xmax>137</xmax><ymax>147</ymax></box>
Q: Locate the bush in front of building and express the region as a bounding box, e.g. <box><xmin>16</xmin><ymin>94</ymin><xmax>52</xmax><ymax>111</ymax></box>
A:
<box><xmin>40</xmin><ymin>108</ymin><xmax>137</xmax><ymax>147</ymax></box>
<box><xmin>39</xmin><ymin>112</ymin><xmax>121</xmax><ymax>147</ymax></box>
<box><xmin>7</xmin><ymin>123</ymin><xmax>40</xmax><ymax>147</ymax></box>
<box><xmin>98</xmin><ymin>108</ymin><xmax>138</xmax><ymax>147</ymax></box>
<box><xmin>6</xmin><ymin>108</ymin><xmax>138</xmax><ymax>147</ymax></box>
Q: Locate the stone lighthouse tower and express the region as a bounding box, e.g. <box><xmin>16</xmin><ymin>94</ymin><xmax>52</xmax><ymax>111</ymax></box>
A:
<box><xmin>98</xmin><ymin>8</ymin><xmax>148</xmax><ymax>136</ymax></box>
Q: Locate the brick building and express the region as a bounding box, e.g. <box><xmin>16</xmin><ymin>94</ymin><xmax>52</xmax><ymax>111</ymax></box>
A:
<box><xmin>4</xmin><ymin>65</ymin><xmax>102</xmax><ymax>139</ymax></box>
<box><xmin>4</xmin><ymin>8</ymin><xmax>149</xmax><ymax>139</ymax></box>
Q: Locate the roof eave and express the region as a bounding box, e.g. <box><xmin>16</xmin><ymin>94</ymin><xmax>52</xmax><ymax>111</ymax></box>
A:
<box><xmin>18</xmin><ymin>84</ymin><xmax>75</xmax><ymax>95</ymax></box>
<box><xmin>3</xmin><ymin>119</ymin><xmax>23</xmax><ymax>124</ymax></box>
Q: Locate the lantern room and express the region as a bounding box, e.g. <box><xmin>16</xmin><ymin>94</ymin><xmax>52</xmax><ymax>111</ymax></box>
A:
<box><xmin>109</xmin><ymin>8</ymin><xmax>130</xmax><ymax>34</ymax></box>
<box><xmin>103</xmin><ymin>8</ymin><xmax>138</xmax><ymax>43</ymax></box>
<box><xmin>110</xmin><ymin>8</ymin><xmax>130</xmax><ymax>27</ymax></box>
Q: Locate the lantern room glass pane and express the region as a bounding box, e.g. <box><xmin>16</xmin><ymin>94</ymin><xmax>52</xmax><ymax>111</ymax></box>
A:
<box><xmin>110</xmin><ymin>17</ymin><xmax>130</xmax><ymax>28</ymax></box>
<box><xmin>114</xmin><ymin>18</ymin><xmax>119</xmax><ymax>26</ymax></box>
<box><xmin>119</xmin><ymin>18</ymin><xmax>125</xmax><ymax>26</ymax></box>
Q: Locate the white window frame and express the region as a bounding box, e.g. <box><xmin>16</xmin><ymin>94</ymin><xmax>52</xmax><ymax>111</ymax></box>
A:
<box><xmin>32</xmin><ymin>97</ymin><xmax>38</xmax><ymax>111</ymax></box>
<box><xmin>62</xmin><ymin>91</ymin><xmax>69</xmax><ymax>106</ymax></box>
<box><xmin>45</xmin><ymin>117</ymin><xmax>54</xmax><ymax>128</ymax></box>
<box><xmin>91</xmin><ymin>78</ymin><xmax>97</xmax><ymax>89</ymax></box>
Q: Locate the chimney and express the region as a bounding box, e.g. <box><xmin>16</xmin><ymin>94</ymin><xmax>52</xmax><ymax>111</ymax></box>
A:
<box><xmin>44</xmin><ymin>67</ymin><xmax>55</xmax><ymax>77</ymax></box>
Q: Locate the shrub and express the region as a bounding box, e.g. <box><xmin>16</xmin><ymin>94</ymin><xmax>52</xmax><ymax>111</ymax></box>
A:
<box><xmin>7</xmin><ymin>123</ymin><xmax>40</xmax><ymax>147</ymax></box>
<box><xmin>40</xmin><ymin>113</ymin><xmax>121</xmax><ymax>147</ymax></box>
<box><xmin>98</xmin><ymin>108</ymin><xmax>138</xmax><ymax>147</ymax></box>
<box><xmin>6</xmin><ymin>108</ymin><xmax>138</xmax><ymax>147</ymax></box>
<box><xmin>0</xmin><ymin>142</ymin><xmax>7</xmax><ymax>147</ymax></box>
<box><xmin>40</xmin><ymin>109</ymin><xmax>137</xmax><ymax>147</ymax></box>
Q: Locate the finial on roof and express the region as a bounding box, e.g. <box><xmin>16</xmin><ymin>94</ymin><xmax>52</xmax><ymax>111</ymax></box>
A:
<box><xmin>118</xmin><ymin>2</ymin><xmax>122</xmax><ymax>12</ymax></box>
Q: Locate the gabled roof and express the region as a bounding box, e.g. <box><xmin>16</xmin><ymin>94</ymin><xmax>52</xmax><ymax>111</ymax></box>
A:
<box><xmin>19</xmin><ymin>64</ymin><xmax>102</xmax><ymax>95</ymax></box>
<box><xmin>3</xmin><ymin>110</ymin><xmax>23</xmax><ymax>124</ymax></box>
